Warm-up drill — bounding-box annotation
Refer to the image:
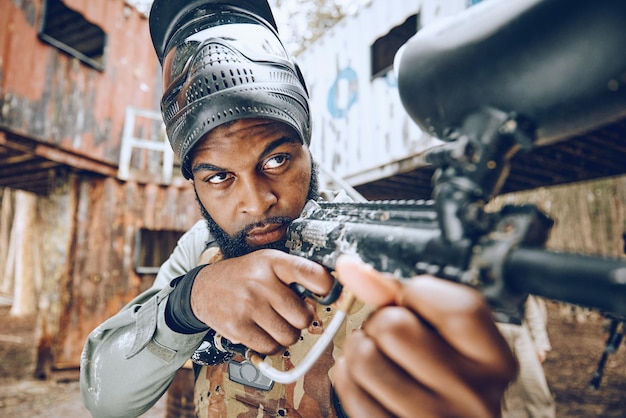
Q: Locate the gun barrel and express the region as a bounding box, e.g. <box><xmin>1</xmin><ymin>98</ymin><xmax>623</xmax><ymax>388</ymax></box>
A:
<box><xmin>504</xmin><ymin>248</ymin><xmax>626</xmax><ymax>315</ymax></box>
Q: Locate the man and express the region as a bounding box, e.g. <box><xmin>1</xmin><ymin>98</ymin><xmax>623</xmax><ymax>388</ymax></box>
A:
<box><xmin>499</xmin><ymin>296</ymin><xmax>556</xmax><ymax>418</ymax></box>
<box><xmin>80</xmin><ymin>1</ymin><xmax>516</xmax><ymax>417</ymax></box>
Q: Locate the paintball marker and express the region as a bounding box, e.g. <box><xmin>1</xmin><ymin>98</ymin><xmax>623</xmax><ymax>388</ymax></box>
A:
<box><xmin>216</xmin><ymin>0</ymin><xmax>626</xmax><ymax>383</ymax></box>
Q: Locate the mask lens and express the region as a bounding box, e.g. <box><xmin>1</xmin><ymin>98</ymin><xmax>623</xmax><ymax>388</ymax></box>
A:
<box><xmin>162</xmin><ymin>13</ymin><xmax>288</xmax><ymax>92</ymax></box>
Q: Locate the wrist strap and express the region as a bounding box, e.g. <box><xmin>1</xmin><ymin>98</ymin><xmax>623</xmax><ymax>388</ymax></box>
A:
<box><xmin>165</xmin><ymin>264</ymin><xmax>210</xmax><ymax>334</ymax></box>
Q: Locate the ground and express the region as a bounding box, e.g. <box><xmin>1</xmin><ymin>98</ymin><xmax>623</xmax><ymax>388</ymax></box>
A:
<box><xmin>0</xmin><ymin>304</ymin><xmax>166</xmax><ymax>417</ymax></box>
<box><xmin>0</xmin><ymin>303</ymin><xmax>625</xmax><ymax>417</ymax></box>
<box><xmin>541</xmin><ymin>303</ymin><xmax>626</xmax><ymax>417</ymax></box>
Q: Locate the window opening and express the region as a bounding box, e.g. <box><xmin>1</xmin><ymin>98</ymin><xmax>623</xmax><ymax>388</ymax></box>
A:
<box><xmin>371</xmin><ymin>14</ymin><xmax>418</xmax><ymax>80</ymax></box>
<box><xmin>135</xmin><ymin>229</ymin><xmax>184</xmax><ymax>274</ymax></box>
<box><xmin>39</xmin><ymin>0</ymin><xmax>106</xmax><ymax>71</ymax></box>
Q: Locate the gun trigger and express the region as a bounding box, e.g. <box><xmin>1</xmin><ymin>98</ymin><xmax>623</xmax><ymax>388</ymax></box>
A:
<box><xmin>290</xmin><ymin>280</ymin><xmax>343</xmax><ymax>305</ymax></box>
<box><xmin>312</xmin><ymin>279</ymin><xmax>343</xmax><ymax>305</ymax></box>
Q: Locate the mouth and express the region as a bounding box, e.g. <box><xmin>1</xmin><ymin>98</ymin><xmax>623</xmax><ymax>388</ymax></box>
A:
<box><xmin>245</xmin><ymin>223</ymin><xmax>289</xmax><ymax>247</ymax></box>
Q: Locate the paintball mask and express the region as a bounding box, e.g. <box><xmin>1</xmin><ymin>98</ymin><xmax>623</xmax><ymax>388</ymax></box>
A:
<box><xmin>149</xmin><ymin>0</ymin><xmax>311</xmax><ymax>178</ymax></box>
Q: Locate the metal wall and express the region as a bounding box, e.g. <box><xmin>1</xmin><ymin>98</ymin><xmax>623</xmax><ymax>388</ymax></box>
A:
<box><xmin>298</xmin><ymin>0</ymin><xmax>467</xmax><ymax>186</ymax></box>
<box><xmin>489</xmin><ymin>175</ymin><xmax>626</xmax><ymax>258</ymax></box>
<box><xmin>0</xmin><ymin>0</ymin><xmax>161</xmax><ymax>164</ymax></box>
<box><xmin>0</xmin><ymin>173</ymin><xmax>200</xmax><ymax>373</ymax></box>
<box><xmin>0</xmin><ymin>0</ymin><xmax>204</xmax><ymax>373</ymax></box>
<box><xmin>55</xmin><ymin>175</ymin><xmax>199</xmax><ymax>369</ymax></box>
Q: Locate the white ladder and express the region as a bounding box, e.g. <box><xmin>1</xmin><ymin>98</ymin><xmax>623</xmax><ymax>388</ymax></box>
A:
<box><xmin>118</xmin><ymin>107</ymin><xmax>174</xmax><ymax>184</ymax></box>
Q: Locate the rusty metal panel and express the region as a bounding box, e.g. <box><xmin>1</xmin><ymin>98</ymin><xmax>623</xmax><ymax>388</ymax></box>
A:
<box><xmin>53</xmin><ymin>175</ymin><xmax>200</xmax><ymax>369</ymax></box>
<box><xmin>0</xmin><ymin>0</ymin><xmax>202</xmax><ymax>372</ymax></box>
<box><xmin>1</xmin><ymin>177</ymin><xmax>199</xmax><ymax>372</ymax></box>
<box><xmin>0</xmin><ymin>0</ymin><xmax>161</xmax><ymax>167</ymax></box>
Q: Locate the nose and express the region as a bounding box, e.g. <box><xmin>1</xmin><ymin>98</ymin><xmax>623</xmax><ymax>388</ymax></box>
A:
<box><xmin>237</xmin><ymin>176</ymin><xmax>277</xmax><ymax>216</ymax></box>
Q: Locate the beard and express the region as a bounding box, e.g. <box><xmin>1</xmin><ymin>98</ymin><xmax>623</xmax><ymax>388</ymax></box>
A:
<box><xmin>195</xmin><ymin>161</ymin><xmax>320</xmax><ymax>259</ymax></box>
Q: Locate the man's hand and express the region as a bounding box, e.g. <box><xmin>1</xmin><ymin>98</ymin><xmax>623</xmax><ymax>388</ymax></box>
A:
<box><xmin>190</xmin><ymin>249</ymin><xmax>334</xmax><ymax>355</ymax></box>
<box><xmin>332</xmin><ymin>256</ymin><xmax>517</xmax><ymax>418</ymax></box>
<box><xmin>537</xmin><ymin>349</ymin><xmax>548</xmax><ymax>363</ymax></box>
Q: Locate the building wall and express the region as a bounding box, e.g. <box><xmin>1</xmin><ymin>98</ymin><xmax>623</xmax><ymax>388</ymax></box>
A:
<box><xmin>0</xmin><ymin>175</ymin><xmax>200</xmax><ymax>372</ymax></box>
<box><xmin>0</xmin><ymin>0</ymin><xmax>204</xmax><ymax>373</ymax></box>
<box><xmin>0</xmin><ymin>0</ymin><xmax>162</xmax><ymax>164</ymax></box>
<box><xmin>55</xmin><ymin>175</ymin><xmax>199</xmax><ymax>369</ymax></box>
<box><xmin>490</xmin><ymin>176</ymin><xmax>626</xmax><ymax>258</ymax></box>
<box><xmin>298</xmin><ymin>0</ymin><xmax>467</xmax><ymax>185</ymax></box>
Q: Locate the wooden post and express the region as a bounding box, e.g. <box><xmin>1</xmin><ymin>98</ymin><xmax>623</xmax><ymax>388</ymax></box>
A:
<box><xmin>0</xmin><ymin>189</ymin><xmax>14</xmax><ymax>295</ymax></box>
<box><xmin>9</xmin><ymin>190</ymin><xmax>40</xmax><ymax>316</ymax></box>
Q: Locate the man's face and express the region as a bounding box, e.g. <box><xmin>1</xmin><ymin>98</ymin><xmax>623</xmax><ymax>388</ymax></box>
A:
<box><xmin>190</xmin><ymin>118</ymin><xmax>316</xmax><ymax>258</ymax></box>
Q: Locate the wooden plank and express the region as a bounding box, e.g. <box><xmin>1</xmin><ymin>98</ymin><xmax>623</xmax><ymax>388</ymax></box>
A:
<box><xmin>0</xmin><ymin>159</ymin><xmax>58</xmax><ymax>175</ymax></box>
<box><xmin>7</xmin><ymin>191</ymin><xmax>39</xmax><ymax>316</ymax></box>
<box><xmin>0</xmin><ymin>131</ymin><xmax>117</xmax><ymax>177</ymax></box>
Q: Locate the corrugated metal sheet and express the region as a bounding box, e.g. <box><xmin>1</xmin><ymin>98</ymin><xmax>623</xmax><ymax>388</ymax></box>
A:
<box><xmin>0</xmin><ymin>0</ymin><xmax>162</xmax><ymax>194</ymax></box>
<box><xmin>54</xmin><ymin>175</ymin><xmax>199</xmax><ymax>368</ymax></box>
<box><xmin>301</xmin><ymin>2</ymin><xmax>424</xmax><ymax>180</ymax></box>
<box><xmin>0</xmin><ymin>0</ymin><xmax>203</xmax><ymax>372</ymax></box>
<box><xmin>0</xmin><ymin>172</ymin><xmax>200</xmax><ymax>372</ymax></box>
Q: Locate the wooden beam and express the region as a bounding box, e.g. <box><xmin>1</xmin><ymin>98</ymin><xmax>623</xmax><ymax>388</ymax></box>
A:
<box><xmin>0</xmin><ymin>129</ymin><xmax>117</xmax><ymax>178</ymax></box>
<box><xmin>0</xmin><ymin>170</ymin><xmax>55</xmax><ymax>189</ymax></box>
<box><xmin>0</xmin><ymin>160</ymin><xmax>59</xmax><ymax>178</ymax></box>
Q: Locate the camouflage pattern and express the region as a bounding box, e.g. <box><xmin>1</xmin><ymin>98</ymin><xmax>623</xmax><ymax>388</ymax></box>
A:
<box><xmin>194</xmin><ymin>248</ymin><xmax>372</xmax><ymax>417</ymax></box>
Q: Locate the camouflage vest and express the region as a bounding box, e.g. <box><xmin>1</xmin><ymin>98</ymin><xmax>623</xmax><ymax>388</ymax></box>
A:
<box><xmin>194</xmin><ymin>248</ymin><xmax>372</xmax><ymax>417</ymax></box>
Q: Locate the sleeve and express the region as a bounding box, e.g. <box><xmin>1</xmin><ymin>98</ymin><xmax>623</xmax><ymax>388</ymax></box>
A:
<box><xmin>80</xmin><ymin>220</ymin><xmax>211</xmax><ymax>418</ymax></box>
<box><xmin>523</xmin><ymin>295</ymin><xmax>552</xmax><ymax>352</ymax></box>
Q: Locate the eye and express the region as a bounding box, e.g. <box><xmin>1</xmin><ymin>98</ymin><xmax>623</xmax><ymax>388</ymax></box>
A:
<box><xmin>263</xmin><ymin>154</ymin><xmax>290</xmax><ymax>170</ymax></box>
<box><xmin>207</xmin><ymin>172</ymin><xmax>232</xmax><ymax>184</ymax></box>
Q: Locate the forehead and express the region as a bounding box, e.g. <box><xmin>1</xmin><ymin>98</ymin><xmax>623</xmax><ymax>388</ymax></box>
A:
<box><xmin>194</xmin><ymin>118</ymin><xmax>301</xmax><ymax>152</ymax></box>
